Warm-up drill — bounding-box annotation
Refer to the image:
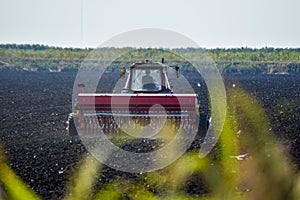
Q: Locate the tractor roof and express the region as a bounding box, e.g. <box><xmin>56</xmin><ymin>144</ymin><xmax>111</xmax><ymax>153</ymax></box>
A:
<box><xmin>130</xmin><ymin>60</ymin><xmax>166</xmax><ymax>69</ymax></box>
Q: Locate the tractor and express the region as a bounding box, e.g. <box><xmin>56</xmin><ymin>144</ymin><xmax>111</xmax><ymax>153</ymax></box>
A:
<box><xmin>67</xmin><ymin>59</ymin><xmax>209</xmax><ymax>139</ymax></box>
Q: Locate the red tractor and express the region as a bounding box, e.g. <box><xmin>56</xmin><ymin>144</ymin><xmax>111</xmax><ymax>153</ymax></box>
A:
<box><xmin>67</xmin><ymin>60</ymin><xmax>209</xmax><ymax>139</ymax></box>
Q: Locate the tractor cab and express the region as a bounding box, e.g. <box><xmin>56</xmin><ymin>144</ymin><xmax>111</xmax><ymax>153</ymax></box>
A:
<box><xmin>122</xmin><ymin>60</ymin><xmax>172</xmax><ymax>94</ymax></box>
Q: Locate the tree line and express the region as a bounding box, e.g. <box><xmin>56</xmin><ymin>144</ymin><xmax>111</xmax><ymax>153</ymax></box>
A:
<box><xmin>0</xmin><ymin>44</ymin><xmax>300</xmax><ymax>74</ymax></box>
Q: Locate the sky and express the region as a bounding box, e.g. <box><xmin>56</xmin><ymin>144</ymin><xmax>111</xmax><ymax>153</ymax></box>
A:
<box><xmin>1</xmin><ymin>0</ymin><xmax>300</xmax><ymax>48</ymax></box>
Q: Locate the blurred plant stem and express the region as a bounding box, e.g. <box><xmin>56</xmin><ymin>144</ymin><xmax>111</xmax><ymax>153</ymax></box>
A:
<box><xmin>64</xmin><ymin>154</ymin><xmax>101</xmax><ymax>200</ymax></box>
<box><xmin>0</xmin><ymin>147</ymin><xmax>41</xmax><ymax>200</ymax></box>
<box><xmin>227</xmin><ymin>88</ymin><xmax>297</xmax><ymax>199</ymax></box>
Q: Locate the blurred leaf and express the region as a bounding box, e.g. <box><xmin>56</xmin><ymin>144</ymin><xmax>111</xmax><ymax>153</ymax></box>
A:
<box><xmin>92</xmin><ymin>183</ymin><xmax>121</xmax><ymax>200</ymax></box>
<box><xmin>165</xmin><ymin>152</ymin><xmax>209</xmax><ymax>191</ymax></box>
<box><xmin>127</xmin><ymin>183</ymin><xmax>158</xmax><ymax>200</ymax></box>
<box><xmin>64</xmin><ymin>154</ymin><xmax>101</xmax><ymax>200</ymax></box>
<box><xmin>0</xmin><ymin>148</ymin><xmax>40</xmax><ymax>200</ymax></box>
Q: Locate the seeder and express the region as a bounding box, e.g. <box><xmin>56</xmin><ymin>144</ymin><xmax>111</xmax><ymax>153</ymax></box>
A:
<box><xmin>67</xmin><ymin>60</ymin><xmax>209</xmax><ymax>138</ymax></box>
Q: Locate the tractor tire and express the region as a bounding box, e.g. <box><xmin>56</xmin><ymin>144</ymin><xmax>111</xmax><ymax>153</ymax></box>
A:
<box><xmin>68</xmin><ymin>114</ymin><xmax>78</xmax><ymax>136</ymax></box>
<box><xmin>197</xmin><ymin>113</ymin><xmax>209</xmax><ymax>138</ymax></box>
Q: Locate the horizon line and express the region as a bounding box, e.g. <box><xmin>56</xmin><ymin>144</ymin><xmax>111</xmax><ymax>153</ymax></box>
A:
<box><xmin>1</xmin><ymin>43</ymin><xmax>300</xmax><ymax>50</ymax></box>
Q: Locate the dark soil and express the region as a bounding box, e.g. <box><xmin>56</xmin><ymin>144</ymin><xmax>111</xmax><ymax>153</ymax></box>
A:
<box><xmin>0</xmin><ymin>69</ymin><xmax>299</xmax><ymax>199</ymax></box>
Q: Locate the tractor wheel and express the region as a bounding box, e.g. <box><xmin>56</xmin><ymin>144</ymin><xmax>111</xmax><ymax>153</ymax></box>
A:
<box><xmin>197</xmin><ymin>113</ymin><xmax>210</xmax><ymax>138</ymax></box>
<box><xmin>68</xmin><ymin>114</ymin><xmax>78</xmax><ymax>136</ymax></box>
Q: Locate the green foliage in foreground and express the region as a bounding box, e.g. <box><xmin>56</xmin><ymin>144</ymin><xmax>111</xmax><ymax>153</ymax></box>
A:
<box><xmin>0</xmin><ymin>147</ymin><xmax>40</xmax><ymax>200</ymax></box>
<box><xmin>0</xmin><ymin>44</ymin><xmax>300</xmax><ymax>73</ymax></box>
<box><xmin>0</xmin><ymin>87</ymin><xmax>300</xmax><ymax>199</ymax></box>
